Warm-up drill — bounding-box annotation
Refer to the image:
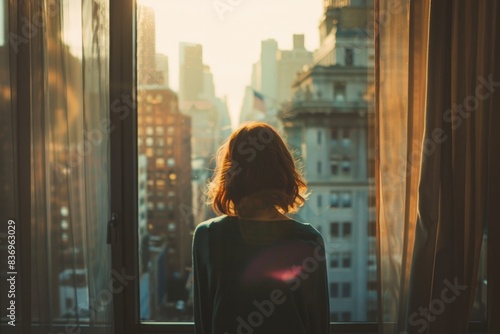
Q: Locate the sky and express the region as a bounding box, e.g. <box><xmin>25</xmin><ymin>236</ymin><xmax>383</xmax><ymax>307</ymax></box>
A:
<box><xmin>139</xmin><ymin>0</ymin><xmax>323</xmax><ymax>128</ymax></box>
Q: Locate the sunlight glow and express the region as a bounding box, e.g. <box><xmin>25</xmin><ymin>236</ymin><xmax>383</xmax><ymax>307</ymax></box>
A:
<box><xmin>137</xmin><ymin>0</ymin><xmax>322</xmax><ymax>128</ymax></box>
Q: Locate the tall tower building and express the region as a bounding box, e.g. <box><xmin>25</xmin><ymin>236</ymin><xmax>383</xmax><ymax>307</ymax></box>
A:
<box><xmin>179</xmin><ymin>43</ymin><xmax>204</xmax><ymax>100</ymax></box>
<box><xmin>155</xmin><ymin>53</ymin><xmax>170</xmax><ymax>88</ymax></box>
<box><xmin>260</xmin><ymin>39</ymin><xmax>279</xmax><ymax>104</ymax></box>
<box><xmin>137</xmin><ymin>87</ymin><xmax>194</xmax><ymax>319</ymax></box>
<box><xmin>315</xmin><ymin>0</ymin><xmax>373</xmax><ymax>66</ymax></box>
<box><xmin>279</xmin><ymin>0</ymin><xmax>375</xmax><ymax>322</ymax></box>
<box><xmin>137</xmin><ymin>6</ymin><xmax>162</xmax><ymax>85</ymax></box>
<box><xmin>240</xmin><ymin>35</ymin><xmax>313</xmax><ymax>128</ymax></box>
<box><xmin>277</xmin><ymin>34</ymin><xmax>314</xmax><ymax>104</ymax></box>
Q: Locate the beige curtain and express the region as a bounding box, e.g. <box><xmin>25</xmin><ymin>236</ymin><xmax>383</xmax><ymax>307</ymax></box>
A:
<box><xmin>377</xmin><ymin>0</ymin><xmax>499</xmax><ymax>333</ymax></box>
<box><xmin>29</xmin><ymin>0</ymin><xmax>113</xmax><ymax>331</ymax></box>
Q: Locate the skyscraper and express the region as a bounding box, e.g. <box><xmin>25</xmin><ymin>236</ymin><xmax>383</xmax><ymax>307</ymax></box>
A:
<box><xmin>179</xmin><ymin>43</ymin><xmax>204</xmax><ymax>100</ymax></box>
<box><xmin>279</xmin><ymin>0</ymin><xmax>375</xmax><ymax>321</ymax></box>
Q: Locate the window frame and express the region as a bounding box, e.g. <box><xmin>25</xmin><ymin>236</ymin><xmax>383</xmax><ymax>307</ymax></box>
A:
<box><xmin>106</xmin><ymin>1</ymin><xmax>489</xmax><ymax>334</ymax></box>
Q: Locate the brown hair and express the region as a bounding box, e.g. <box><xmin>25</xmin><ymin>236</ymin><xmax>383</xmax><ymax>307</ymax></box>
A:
<box><xmin>205</xmin><ymin>121</ymin><xmax>310</xmax><ymax>217</ymax></box>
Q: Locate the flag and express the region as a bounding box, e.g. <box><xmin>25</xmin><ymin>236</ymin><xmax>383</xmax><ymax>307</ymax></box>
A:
<box><xmin>253</xmin><ymin>90</ymin><xmax>266</xmax><ymax>113</ymax></box>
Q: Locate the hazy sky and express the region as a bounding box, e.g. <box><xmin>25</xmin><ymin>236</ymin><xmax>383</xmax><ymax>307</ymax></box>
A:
<box><xmin>139</xmin><ymin>0</ymin><xmax>323</xmax><ymax>128</ymax></box>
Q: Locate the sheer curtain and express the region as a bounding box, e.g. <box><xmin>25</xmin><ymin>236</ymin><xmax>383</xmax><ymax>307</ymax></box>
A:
<box><xmin>28</xmin><ymin>0</ymin><xmax>113</xmax><ymax>332</ymax></box>
<box><xmin>377</xmin><ymin>0</ymin><xmax>499</xmax><ymax>333</ymax></box>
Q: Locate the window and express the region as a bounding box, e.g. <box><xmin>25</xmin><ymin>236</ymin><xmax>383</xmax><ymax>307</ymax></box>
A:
<box><xmin>132</xmin><ymin>0</ymin><xmax>378</xmax><ymax>327</ymax></box>
<box><xmin>342</xmin><ymin>160</ymin><xmax>351</xmax><ymax>174</ymax></box>
<box><xmin>342</xmin><ymin>129</ymin><xmax>351</xmax><ymax>146</ymax></box>
<box><xmin>334</xmin><ymin>82</ymin><xmax>346</xmax><ymax>101</ymax></box>
<box><xmin>330</xmin><ymin>283</ymin><xmax>339</xmax><ymax>298</ymax></box>
<box><xmin>345</xmin><ymin>48</ymin><xmax>354</xmax><ymax>65</ymax></box>
<box><xmin>341</xmin><ymin>191</ymin><xmax>352</xmax><ymax>207</ymax></box>
<box><xmin>330</xmin><ymin>191</ymin><xmax>339</xmax><ymax>208</ymax></box>
<box><xmin>330</xmin><ymin>253</ymin><xmax>339</xmax><ymax>268</ymax></box>
<box><xmin>342</xmin><ymin>283</ymin><xmax>352</xmax><ymax>298</ymax></box>
<box><xmin>368</xmin><ymin>221</ymin><xmax>376</xmax><ymax>237</ymax></box>
<box><xmin>342</xmin><ymin>252</ymin><xmax>352</xmax><ymax>268</ymax></box>
<box><xmin>330</xmin><ymin>127</ymin><xmax>339</xmax><ymax>140</ymax></box>
<box><xmin>330</xmin><ymin>222</ymin><xmax>339</xmax><ymax>238</ymax></box>
<box><xmin>342</xmin><ymin>222</ymin><xmax>352</xmax><ymax>238</ymax></box>
<box><xmin>331</xmin><ymin>161</ymin><xmax>339</xmax><ymax>175</ymax></box>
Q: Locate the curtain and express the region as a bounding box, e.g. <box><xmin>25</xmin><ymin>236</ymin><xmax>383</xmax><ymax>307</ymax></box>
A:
<box><xmin>378</xmin><ymin>0</ymin><xmax>500</xmax><ymax>333</ymax></box>
<box><xmin>1</xmin><ymin>0</ymin><xmax>112</xmax><ymax>332</ymax></box>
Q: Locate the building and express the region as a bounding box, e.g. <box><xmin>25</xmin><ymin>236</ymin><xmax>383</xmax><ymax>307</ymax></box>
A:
<box><xmin>179</xmin><ymin>43</ymin><xmax>204</xmax><ymax>100</ymax></box>
<box><xmin>240</xmin><ymin>35</ymin><xmax>313</xmax><ymax>127</ymax></box>
<box><xmin>137</xmin><ymin>6</ymin><xmax>161</xmax><ymax>85</ymax></box>
<box><xmin>178</xmin><ymin>44</ymin><xmax>232</xmax><ymax>224</ymax></box>
<box><xmin>315</xmin><ymin>0</ymin><xmax>374</xmax><ymax>67</ymax></box>
<box><xmin>278</xmin><ymin>0</ymin><xmax>375</xmax><ymax>321</ymax></box>
<box><xmin>277</xmin><ymin>34</ymin><xmax>314</xmax><ymax>104</ymax></box>
<box><xmin>137</xmin><ymin>86</ymin><xmax>196</xmax><ymax>319</ymax></box>
<box><xmin>155</xmin><ymin>53</ymin><xmax>170</xmax><ymax>88</ymax></box>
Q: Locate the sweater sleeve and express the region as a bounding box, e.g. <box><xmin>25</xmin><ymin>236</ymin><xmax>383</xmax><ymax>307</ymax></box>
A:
<box><xmin>307</xmin><ymin>233</ymin><xmax>330</xmax><ymax>334</ymax></box>
<box><xmin>192</xmin><ymin>223</ymin><xmax>212</xmax><ymax>334</ymax></box>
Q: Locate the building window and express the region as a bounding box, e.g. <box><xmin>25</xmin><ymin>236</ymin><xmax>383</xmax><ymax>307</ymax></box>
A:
<box><xmin>341</xmin><ymin>160</ymin><xmax>351</xmax><ymax>174</ymax></box>
<box><xmin>330</xmin><ymin>127</ymin><xmax>339</xmax><ymax>140</ymax></box>
<box><xmin>146</xmin><ymin>126</ymin><xmax>154</xmax><ymax>135</ymax></box>
<box><xmin>330</xmin><ymin>283</ymin><xmax>339</xmax><ymax>298</ymax></box>
<box><xmin>342</xmin><ymin>252</ymin><xmax>351</xmax><ymax>268</ymax></box>
<box><xmin>317</xmin><ymin>130</ymin><xmax>322</xmax><ymax>145</ymax></box>
<box><xmin>317</xmin><ymin>161</ymin><xmax>322</xmax><ymax>174</ymax></box>
<box><xmin>342</xmin><ymin>222</ymin><xmax>352</xmax><ymax>238</ymax></box>
<box><xmin>156</xmin><ymin>158</ymin><xmax>165</xmax><ymax>167</ymax></box>
<box><xmin>331</xmin><ymin>161</ymin><xmax>339</xmax><ymax>175</ymax></box>
<box><xmin>156</xmin><ymin>126</ymin><xmax>164</xmax><ymax>135</ymax></box>
<box><xmin>330</xmin><ymin>252</ymin><xmax>339</xmax><ymax>268</ymax></box>
<box><xmin>342</xmin><ymin>282</ymin><xmax>351</xmax><ymax>298</ymax></box>
<box><xmin>330</xmin><ymin>191</ymin><xmax>339</xmax><ymax>208</ymax></box>
<box><xmin>330</xmin><ymin>222</ymin><xmax>339</xmax><ymax>238</ymax></box>
<box><xmin>146</xmin><ymin>137</ymin><xmax>154</xmax><ymax>146</ymax></box>
<box><xmin>317</xmin><ymin>194</ymin><xmax>322</xmax><ymax>208</ymax></box>
<box><xmin>368</xmin><ymin>221</ymin><xmax>376</xmax><ymax>237</ymax></box>
<box><xmin>334</xmin><ymin>82</ymin><xmax>346</xmax><ymax>101</ymax></box>
<box><xmin>341</xmin><ymin>191</ymin><xmax>352</xmax><ymax>207</ymax></box>
<box><xmin>345</xmin><ymin>48</ymin><xmax>354</xmax><ymax>65</ymax></box>
<box><xmin>367</xmin><ymin>281</ymin><xmax>377</xmax><ymax>291</ymax></box>
<box><xmin>342</xmin><ymin>129</ymin><xmax>351</xmax><ymax>146</ymax></box>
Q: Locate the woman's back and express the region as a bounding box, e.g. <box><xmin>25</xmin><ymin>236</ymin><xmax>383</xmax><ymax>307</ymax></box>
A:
<box><xmin>192</xmin><ymin>215</ymin><xmax>329</xmax><ymax>334</ymax></box>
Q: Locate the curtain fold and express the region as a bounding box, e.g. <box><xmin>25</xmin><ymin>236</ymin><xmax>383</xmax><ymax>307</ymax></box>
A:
<box><xmin>29</xmin><ymin>0</ymin><xmax>112</xmax><ymax>332</ymax></box>
<box><xmin>378</xmin><ymin>0</ymin><xmax>499</xmax><ymax>333</ymax></box>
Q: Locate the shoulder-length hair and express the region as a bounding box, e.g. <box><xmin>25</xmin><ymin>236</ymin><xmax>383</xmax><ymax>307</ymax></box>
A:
<box><xmin>205</xmin><ymin>121</ymin><xmax>310</xmax><ymax>217</ymax></box>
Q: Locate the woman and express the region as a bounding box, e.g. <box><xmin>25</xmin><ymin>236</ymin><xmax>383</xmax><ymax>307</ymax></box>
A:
<box><xmin>192</xmin><ymin>121</ymin><xmax>329</xmax><ymax>334</ymax></box>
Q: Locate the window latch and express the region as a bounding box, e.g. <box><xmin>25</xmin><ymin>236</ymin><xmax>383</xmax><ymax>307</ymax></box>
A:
<box><xmin>107</xmin><ymin>212</ymin><xmax>118</xmax><ymax>245</ymax></box>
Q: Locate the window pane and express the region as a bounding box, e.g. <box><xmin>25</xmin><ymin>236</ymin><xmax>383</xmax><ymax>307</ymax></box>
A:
<box><xmin>26</xmin><ymin>0</ymin><xmax>112</xmax><ymax>324</ymax></box>
<box><xmin>136</xmin><ymin>0</ymin><xmax>375</xmax><ymax>323</ymax></box>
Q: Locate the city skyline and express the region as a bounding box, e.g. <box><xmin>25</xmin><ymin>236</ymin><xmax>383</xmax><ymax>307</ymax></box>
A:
<box><xmin>139</xmin><ymin>0</ymin><xmax>323</xmax><ymax>128</ymax></box>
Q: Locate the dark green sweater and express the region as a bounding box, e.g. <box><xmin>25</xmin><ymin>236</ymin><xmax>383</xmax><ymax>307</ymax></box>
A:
<box><xmin>192</xmin><ymin>215</ymin><xmax>330</xmax><ymax>334</ymax></box>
